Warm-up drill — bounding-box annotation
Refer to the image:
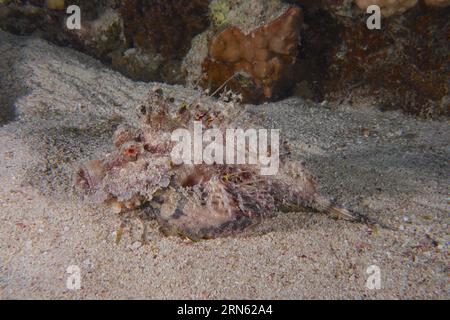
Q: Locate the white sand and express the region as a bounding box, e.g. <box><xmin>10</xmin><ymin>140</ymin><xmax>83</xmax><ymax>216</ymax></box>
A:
<box><xmin>0</xmin><ymin>31</ymin><xmax>448</xmax><ymax>299</ymax></box>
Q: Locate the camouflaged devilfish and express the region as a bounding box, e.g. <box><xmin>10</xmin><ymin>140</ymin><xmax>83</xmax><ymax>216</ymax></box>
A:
<box><xmin>75</xmin><ymin>87</ymin><xmax>365</xmax><ymax>240</ymax></box>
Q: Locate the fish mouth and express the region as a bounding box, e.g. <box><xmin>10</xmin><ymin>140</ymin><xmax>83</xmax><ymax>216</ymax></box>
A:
<box><xmin>179</xmin><ymin>167</ymin><xmax>213</xmax><ymax>188</ymax></box>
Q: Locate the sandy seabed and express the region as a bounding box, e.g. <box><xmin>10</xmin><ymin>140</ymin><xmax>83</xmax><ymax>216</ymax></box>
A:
<box><xmin>0</xmin><ymin>30</ymin><xmax>448</xmax><ymax>299</ymax></box>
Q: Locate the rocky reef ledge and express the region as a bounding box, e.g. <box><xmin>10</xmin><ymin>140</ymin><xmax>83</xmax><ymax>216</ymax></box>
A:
<box><xmin>1</xmin><ymin>0</ymin><xmax>448</xmax><ymax>116</ymax></box>
<box><xmin>0</xmin><ymin>31</ymin><xmax>448</xmax><ymax>298</ymax></box>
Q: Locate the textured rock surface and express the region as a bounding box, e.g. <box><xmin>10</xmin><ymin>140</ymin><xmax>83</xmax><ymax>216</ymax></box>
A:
<box><xmin>424</xmin><ymin>0</ymin><xmax>450</xmax><ymax>6</ymax></box>
<box><xmin>183</xmin><ymin>0</ymin><xmax>298</xmax><ymax>99</ymax></box>
<box><xmin>325</xmin><ymin>4</ymin><xmax>449</xmax><ymax>117</ymax></box>
<box><xmin>355</xmin><ymin>0</ymin><xmax>418</xmax><ymax>17</ymax></box>
<box><xmin>0</xmin><ymin>0</ymin><xmax>124</xmax><ymax>61</ymax></box>
<box><xmin>200</xmin><ymin>6</ymin><xmax>302</xmax><ymax>103</ymax></box>
<box><xmin>1</xmin><ymin>0</ymin><xmax>448</xmax><ymax>115</ymax></box>
<box><xmin>289</xmin><ymin>0</ymin><xmax>450</xmax><ymax>117</ymax></box>
<box><xmin>120</xmin><ymin>0</ymin><xmax>209</xmax><ymax>59</ymax></box>
<box><xmin>0</xmin><ymin>0</ymin><xmax>209</xmax><ymax>83</ymax></box>
<box><xmin>0</xmin><ymin>31</ymin><xmax>449</xmax><ymax>298</ymax></box>
<box><xmin>118</xmin><ymin>0</ymin><xmax>210</xmax><ymax>82</ymax></box>
<box><xmin>355</xmin><ymin>0</ymin><xmax>450</xmax><ymax>16</ymax></box>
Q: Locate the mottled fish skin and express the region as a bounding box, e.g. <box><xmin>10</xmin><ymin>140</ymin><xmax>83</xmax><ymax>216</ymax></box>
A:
<box><xmin>75</xmin><ymin>87</ymin><xmax>362</xmax><ymax>239</ymax></box>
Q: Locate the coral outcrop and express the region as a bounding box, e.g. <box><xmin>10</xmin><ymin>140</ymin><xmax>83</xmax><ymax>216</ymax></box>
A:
<box><xmin>0</xmin><ymin>0</ymin><xmax>209</xmax><ymax>83</ymax></box>
<box><xmin>0</xmin><ymin>0</ymin><xmax>448</xmax><ymax>115</ymax></box>
<box><xmin>118</xmin><ymin>0</ymin><xmax>210</xmax><ymax>82</ymax></box>
<box><xmin>324</xmin><ymin>2</ymin><xmax>450</xmax><ymax>116</ymax></box>
<box><xmin>201</xmin><ymin>6</ymin><xmax>302</xmax><ymax>103</ymax></box>
<box><xmin>424</xmin><ymin>0</ymin><xmax>450</xmax><ymax>6</ymax></box>
<box><xmin>0</xmin><ymin>0</ymin><xmax>124</xmax><ymax>60</ymax></box>
<box><xmin>120</xmin><ymin>0</ymin><xmax>209</xmax><ymax>60</ymax></box>
<box><xmin>183</xmin><ymin>0</ymin><xmax>304</xmax><ymax>103</ymax></box>
<box><xmin>286</xmin><ymin>0</ymin><xmax>449</xmax><ymax>116</ymax></box>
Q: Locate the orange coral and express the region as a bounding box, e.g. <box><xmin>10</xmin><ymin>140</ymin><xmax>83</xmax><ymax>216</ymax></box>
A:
<box><xmin>202</xmin><ymin>6</ymin><xmax>303</xmax><ymax>103</ymax></box>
